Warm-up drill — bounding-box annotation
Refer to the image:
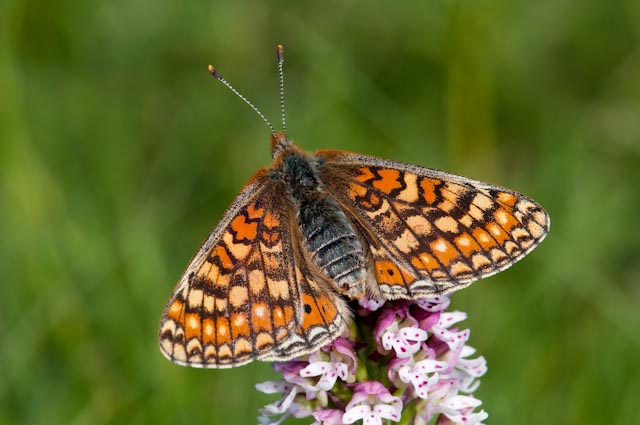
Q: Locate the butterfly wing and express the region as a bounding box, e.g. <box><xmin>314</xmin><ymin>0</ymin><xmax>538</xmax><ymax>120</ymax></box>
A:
<box><xmin>260</xmin><ymin>252</ymin><xmax>350</xmax><ymax>362</ymax></box>
<box><xmin>316</xmin><ymin>150</ymin><xmax>550</xmax><ymax>299</ymax></box>
<box><xmin>159</xmin><ymin>169</ymin><xmax>348</xmax><ymax>368</ymax></box>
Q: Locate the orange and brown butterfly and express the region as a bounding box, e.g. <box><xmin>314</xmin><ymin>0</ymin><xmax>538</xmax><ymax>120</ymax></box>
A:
<box><xmin>158</xmin><ymin>45</ymin><xmax>549</xmax><ymax>369</ymax></box>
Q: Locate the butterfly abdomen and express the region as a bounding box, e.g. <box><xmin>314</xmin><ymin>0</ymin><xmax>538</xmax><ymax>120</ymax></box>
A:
<box><xmin>297</xmin><ymin>195</ymin><xmax>367</xmax><ymax>298</ymax></box>
<box><xmin>277</xmin><ymin>148</ymin><xmax>367</xmax><ymax>298</ymax></box>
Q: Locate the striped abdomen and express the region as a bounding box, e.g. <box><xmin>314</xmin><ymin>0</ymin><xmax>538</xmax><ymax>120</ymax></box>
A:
<box><xmin>297</xmin><ymin>195</ymin><xmax>367</xmax><ymax>298</ymax></box>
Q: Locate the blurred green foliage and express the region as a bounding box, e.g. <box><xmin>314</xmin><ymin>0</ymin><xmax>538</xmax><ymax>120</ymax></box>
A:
<box><xmin>2</xmin><ymin>0</ymin><xmax>639</xmax><ymax>424</ymax></box>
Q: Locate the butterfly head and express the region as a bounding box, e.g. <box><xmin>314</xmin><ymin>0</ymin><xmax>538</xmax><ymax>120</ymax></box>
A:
<box><xmin>270</xmin><ymin>131</ymin><xmax>292</xmax><ymax>157</ymax></box>
<box><xmin>270</xmin><ymin>144</ymin><xmax>320</xmax><ymax>198</ymax></box>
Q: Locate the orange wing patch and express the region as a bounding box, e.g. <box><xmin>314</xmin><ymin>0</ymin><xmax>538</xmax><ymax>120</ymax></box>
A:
<box><xmin>430</xmin><ymin>238</ymin><xmax>459</xmax><ymax>267</ymax></box>
<box><xmin>454</xmin><ymin>233</ymin><xmax>482</xmax><ymax>257</ymax></box>
<box><xmin>411</xmin><ymin>252</ymin><xmax>440</xmax><ymax>273</ymax></box>
<box><xmin>375</xmin><ymin>259</ymin><xmax>415</xmax><ymax>286</ymax></box>
<box><xmin>372</xmin><ymin>169</ymin><xmax>403</xmax><ymax>193</ymax></box>
<box><xmin>420</xmin><ymin>178</ymin><xmax>441</xmax><ymax>204</ymax></box>
<box><xmin>299</xmin><ymin>292</ymin><xmax>337</xmax><ymax>329</ymax></box>
<box><xmin>230</xmin><ymin>214</ymin><xmax>259</xmax><ymax>241</ymax></box>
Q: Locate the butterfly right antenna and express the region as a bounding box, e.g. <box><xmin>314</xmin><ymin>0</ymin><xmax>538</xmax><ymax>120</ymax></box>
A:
<box><xmin>277</xmin><ymin>44</ymin><xmax>287</xmax><ymax>139</ymax></box>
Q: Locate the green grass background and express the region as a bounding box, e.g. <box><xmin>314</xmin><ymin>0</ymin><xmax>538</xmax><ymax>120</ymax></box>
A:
<box><xmin>2</xmin><ymin>0</ymin><xmax>639</xmax><ymax>424</ymax></box>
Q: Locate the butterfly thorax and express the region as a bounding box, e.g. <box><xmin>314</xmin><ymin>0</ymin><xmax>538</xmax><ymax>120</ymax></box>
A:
<box><xmin>270</xmin><ymin>146</ymin><xmax>367</xmax><ymax>299</ymax></box>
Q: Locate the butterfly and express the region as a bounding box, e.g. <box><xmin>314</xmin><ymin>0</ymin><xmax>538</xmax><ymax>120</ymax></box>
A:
<box><xmin>158</xmin><ymin>46</ymin><xmax>549</xmax><ymax>368</ymax></box>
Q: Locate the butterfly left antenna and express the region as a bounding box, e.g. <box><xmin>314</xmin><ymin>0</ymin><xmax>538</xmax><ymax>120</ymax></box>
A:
<box><xmin>207</xmin><ymin>64</ymin><xmax>277</xmax><ymax>137</ymax></box>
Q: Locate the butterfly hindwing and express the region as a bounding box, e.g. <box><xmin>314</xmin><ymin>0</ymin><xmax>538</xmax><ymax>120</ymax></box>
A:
<box><xmin>316</xmin><ymin>150</ymin><xmax>550</xmax><ymax>298</ymax></box>
<box><xmin>263</xmin><ymin>259</ymin><xmax>349</xmax><ymax>361</ymax></box>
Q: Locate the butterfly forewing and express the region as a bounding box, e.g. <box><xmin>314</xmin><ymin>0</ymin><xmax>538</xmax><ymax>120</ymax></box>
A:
<box><xmin>159</xmin><ymin>171</ymin><xmax>295</xmax><ymax>367</ymax></box>
<box><xmin>316</xmin><ymin>150</ymin><xmax>550</xmax><ymax>298</ymax></box>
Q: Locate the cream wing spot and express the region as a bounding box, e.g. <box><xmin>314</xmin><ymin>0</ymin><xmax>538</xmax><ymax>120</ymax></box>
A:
<box><xmin>444</xmin><ymin>182</ymin><xmax>468</xmax><ymax>195</ymax></box>
<box><xmin>214</xmin><ymin>273</ymin><xmax>230</xmax><ymax>289</ymax></box>
<box><xmin>204</xmin><ymin>263</ymin><xmax>220</xmax><ymax>285</ymax></box>
<box><xmin>218</xmin><ymin>345</ymin><xmax>232</xmax><ymax>359</ymax></box>
<box><xmin>215</xmin><ymin>298</ymin><xmax>228</xmax><ymax>313</ymax></box>
<box><xmin>435</xmin><ymin>216</ymin><xmax>459</xmax><ymax>233</ymax></box>
<box><xmin>173</xmin><ymin>344</ymin><xmax>187</xmax><ymax>362</ymax></box>
<box><xmin>187</xmin><ymin>339</ymin><xmax>202</xmax><ymax>353</ymax></box>
<box><xmin>365</xmin><ymin>198</ymin><xmax>391</xmax><ymax>219</ymax></box>
<box><xmin>173</xmin><ymin>326</ymin><xmax>184</xmax><ymax>338</ymax></box>
<box><xmin>532</xmin><ymin>210</ymin><xmax>548</xmax><ymax>227</ymax></box>
<box><xmin>490</xmin><ymin>249</ymin><xmax>507</xmax><ymax>263</ymax></box>
<box><xmin>204</xmin><ymin>345</ymin><xmax>216</xmax><ymax>358</ymax></box>
<box><xmin>406</xmin><ymin>214</ymin><xmax>432</xmax><ymax>235</ymax></box>
<box><xmin>203</xmin><ymin>294</ymin><xmax>214</xmax><ymax>313</ymax></box>
<box><xmin>248</xmin><ymin>269</ymin><xmax>266</xmax><ymax>294</ymax></box>
<box><xmin>473</xmin><ymin>193</ymin><xmax>493</xmax><ymax>210</ymax></box>
<box><xmin>468</xmin><ymin>204</ymin><xmax>485</xmax><ymax>221</ymax></box>
<box><xmin>459</xmin><ymin>214</ymin><xmax>474</xmax><ymax>228</ymax></box>
<box><xmin>504</xmin><ymin>241</ymin><xmax>521</xmax><ymax>256</ymax></box>
<box><xmin>268</xmin><ymin>280</ymin><xmax>290</xmax><ymax>299</ymax></box>
<box><xmin>520</xmin><ymin>238</ymin><xmax>535</xmax><ymax>250</ymax></box>
<box><xmin>511</xmin><ymin>227</ymin><xmax>531</xmax><ymax>241</ymax></box>
<box><xmin>256</xmin><ymin>333</ymin><xmax>275</xmax><ymax>349</ymax></box>
<box><xmin>393</xmin><ymin>229</ymin><xmax>420</xmax><ymax>254</ymax></box>
<box><xmin>527</xmin><ymin>221</ymin><xmax>546</xmax><ymax>239</ymax></box>
<box><xmin>161</xmin><ymin>338</ymin><xmax>174</xmax><ymax>355</ymax></box>
<box><xmin>223</xmin><ymin>231</ymin><xmax>251</xmax><ymax>261</ymax></box>
<box><xmin>397</xmin><ymin>173</ymin><xmax>419</xmax><ymax>202</ymax></box>
<box><xmin>431</xmin><ymin>270</ymin><xmax>447</xmax><ymax>279</ymax></box>
<box><xmin>229</xmin><ymin>286</ymin><xmax>248</xmax><ymax>308</ymax></box>
<box><xmin>260</xmin><ymin>240</ymin><xmax>283</xmax><ymax>254</ymax></box>
<box><xmin>234</xmin><ymin>338</ymin><xmax>252</xmax><ymax>355</ymax></box>
<box><xmin>471</xmin><ymin>253</ymin><xmax>491</xmax><ymax>269</ymax></box>
<box><xmin>438</xmin><ymin>199</ymin><xmax>456</xmax><ymax>213</ymax></box>
<box><xmin>450</xmin><ymin>261</ymin><xmax>473</xmax><ymax>275</ymax></box>
<box><xmin>275</xmin><ymin>328</ymin><xmax>288</xmax><ymax>341</ymax></box>
<box><xmin>198</xmin><ymin>261</ymin><xmax>211</xmax><ymax>277</ymax></box>
<box><xmin>188</xmin><ymin>289</ymin><xmax>203</xmax><ymax>308</ymax></box>
<box><xmin>161</xmin><ymin>320</ymin><xmax>176</xmax><ymax>335</ymax></box>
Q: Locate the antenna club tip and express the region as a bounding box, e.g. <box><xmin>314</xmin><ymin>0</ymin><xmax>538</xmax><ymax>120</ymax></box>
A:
<box><xmin>277</xmin><ymin>44</ymin><xmax>284</xmax><ymax>60</ymax></box>
<box><xmin>207</xmin><ymin>65</ymin><xmax>221</xmax><ymax>80</ymax></box>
